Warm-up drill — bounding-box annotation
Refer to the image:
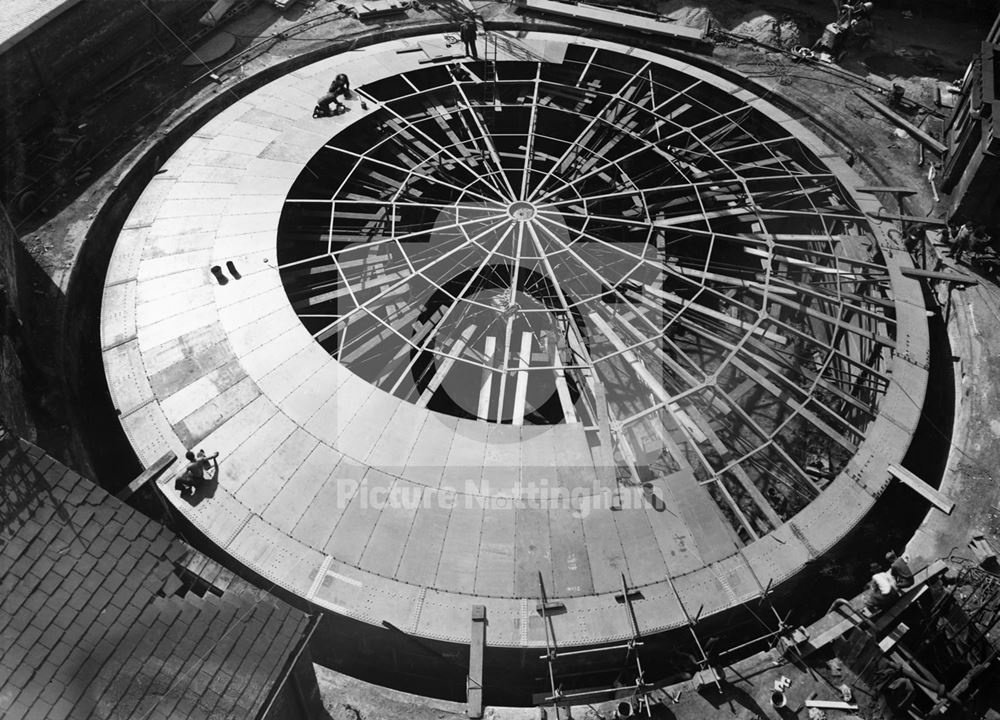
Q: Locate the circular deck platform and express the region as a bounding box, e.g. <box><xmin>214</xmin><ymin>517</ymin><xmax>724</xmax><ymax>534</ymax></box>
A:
<box><xmin>100</xmin><ymin>32</ymin><xmax>929</xmax><ymax>698</ymax></box>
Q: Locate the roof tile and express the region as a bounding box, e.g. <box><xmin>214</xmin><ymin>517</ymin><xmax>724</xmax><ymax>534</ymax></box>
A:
<box><xmin>0</xmin><ymin>437</ymin><xmax>312</xmax><ymax>720</ymax></box>
<box><xmin>64</xmin><ymin>589</ymin><xmax>88</xmax><ymax>613</ymax></box>
<box><xmin>14</xmin><ymin>677</ymin><xmax>44</xmax><ymax>707</ymax></box>
<box><xmin>24</xmin><ymin>700</ymin><xmax>51</xmax><ymax>720</ymax></box>
<box><xmin>148</xmin><ymin>535</ymin><xmax>171</xmax><ymax>558</ymax></box>
<box><xmin>35</xmin><ymin>520</ymin><xmax>64</xmax><ymax>543</ymax></box>
<box><xmin>8</xmin><ymin>664</ymin><xmax>36</xmax><ymax>689</ymax></box>
<box><xmin>86</xmin><ymin>534</ymin><xmax>112</xmax><ymax>558</ymax></box>
<box><xmin>24</xmin><ymin>540</ymin><xmax>55</xmax><ymax>574</ymax></box>
<box><xmin>72</xmin><ymin>553</ymin><xmax>97</xmax><ymax>576</ymax></box>
<box><xmin>3</xmin><ymin>643</ymin><xmax>29</xmax><ymax>668</ymax></box>
<box><xmin>39</xmin><ymin>682</ymin><xmax>63</xmax><ymax>705</ymax></box>
<box><xmin>9</xmin><ymin>554</ymin><xmax>35</xmax><ymax>578</ymax></box>
<box><xmin>140</xmin><ymin>522</ymin><xmax>160</xmax><ymax>541</ymax></box>
<box><xmin>46</xmin><ymin>587</ymin><xmax>71</xmax><ymax>611</ymax></box>
<box><xmin>22</xmin><ymin>594</ymin><xmax>46</xmax><ymax>614</ymax></box>
<box><xmin>29</xmin><ymin>605</ymin><xmax>57</xmax><ymax>632</ymax></box>
<box><xmin>46</xmin><ymin>696</ymin><xmax>75</xmax><ymax>720</ymax></box>
<box><xmin>21</xmin><ymin>645</ymin><xmax>49</xmax><ymax>670</ymax></box>
<box><xmin>35</xmin><ymin>573</ymin><xmax>62</xmax><ymax>596</ymax></box>
<box><xmin>17</xmin><ymin>624</ymin><xmax>44</xmax><ymax>649</ymax></box>
<box><xmin>3</xmin><ymin>700</ymin><xmax>29</xmax><ymax>720</ymax></box>
<box><xmin>3</xmin><ymin>536</ymin><xmax>29</xmax><ymax>559</ymax></box>
<box><xmin>49</xmin><ymin>606</ymin><xmax>76</xmax><ymax>632</ymax></box>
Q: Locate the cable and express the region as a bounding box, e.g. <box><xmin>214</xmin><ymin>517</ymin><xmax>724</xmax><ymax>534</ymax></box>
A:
<box><xmin>10</xmin><ymin>0</ymin><xmax>256</xmax><ymax>232</ymax></box>
<box><xmin>134</xmin><ymin>0</ymin><xmax>244</xmax><ymax>105</ymax></box>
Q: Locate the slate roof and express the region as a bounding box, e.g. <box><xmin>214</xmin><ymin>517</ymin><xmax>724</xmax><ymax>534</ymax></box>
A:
<box><xmin>0</xmin><ymin>429</ymin><xmax>313</xmax><ymax>720</ymax></box>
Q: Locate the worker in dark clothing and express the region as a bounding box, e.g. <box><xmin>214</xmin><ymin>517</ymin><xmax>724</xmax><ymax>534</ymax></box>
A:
<box><xmin>314</xmin><ymin>73</ymin><xmax>352</xmax><ymax>118</ymax></box>
<box><xmin>903</xmin><ymin>225</ymin><xmax>926</xmax><ymax>256</ymax></box>
<box><xmin>175</xmin><ymin>449</ymin><xmax>219</xmax><ymax>497</ymax></box>
<box><xmin>871</xmin><ymin>657</ymin><xmax>916</xmax><ymax>713</ymax></box>
<box><xmin>970</xmin><ymin>226</ymin><xmax>992</xmax><ymax>253</ymax></box>
<box><xmin>886</xmin><ymin>551</ymin><xmax>914</xmax><ymax>590</ymax></box>
<box><xmin>865</xmin><ymin>561</ymin><xmax>899</xmax><ymax>614</ymax></box>
<box><xmin>949</xmin><ymin>220</ymin><xmax>975</xmax><ymax>262</ymax></box>
<box><xmin>460</xmin><ymin>16</ymin><xmax>478</xmax><ymax>59</ymax></box>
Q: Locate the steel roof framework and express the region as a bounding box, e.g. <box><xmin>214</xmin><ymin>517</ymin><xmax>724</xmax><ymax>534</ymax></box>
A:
<box><xmin>276</xmin><ymin>48</ymin><xmax>898</xmax><ymax>542</ymax></box>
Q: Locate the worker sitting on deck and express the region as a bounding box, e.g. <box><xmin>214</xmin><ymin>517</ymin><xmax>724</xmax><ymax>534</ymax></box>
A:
<box><xmin>174</xmin><ymin>449</ymin><xmax>219</xmax><ymax>497</ymax></box>
<box><xmin>460</xmin><ymin>15</ymin><xmax>479</xmax><ymax>59</ymax></box>
<box><xmin>314</xmin><ymin>73</ymin><xmax>352</xmax><ymax>118</ymax></box>
<box><xmin>886</xmin><ymin>551</ymin><xmax>914</xmax><ymax>590</ymax></box>
<box><xmin>865</xmin><ymin>561</ymin><xmax>899</xmax><ymax>614</ymax></box>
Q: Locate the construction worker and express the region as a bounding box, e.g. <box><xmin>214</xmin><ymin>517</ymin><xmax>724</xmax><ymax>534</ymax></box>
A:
<box><xmin>904</xmin><ymin>225</ymin><xmax>926</xmax><ymax>256</ymax></box>
<box><xmin>949</xmin><ymin>220</ymin><xmax>975</xmax><ymax>262</ymax></box>
<box><xmin>175</xmin><ymin>449</ymin><xmax>219</xmax><ymax>497</ymax></box>
<box><xmin>970</xmin><ymin>225</ymin><xmax>992</xmax><ymax>254</ymax></box>
<box><xmin>886</xmin><ymin>551</ymin><xmax>914</xmax><ymax>590</ymax></box>
<box><xmin>460</xmin><ymin>15</ymin><xmax>479</xmax><ymax>59</ymax></box>
<box><xmin>314</xmin><ymin>73</ymin><xmax>352</xmax><ymax>118</ymax></box>
<box><xmin>865</xmin><ymin>561</ymin><xmax>899</xmax><ymax>613</ymax></box>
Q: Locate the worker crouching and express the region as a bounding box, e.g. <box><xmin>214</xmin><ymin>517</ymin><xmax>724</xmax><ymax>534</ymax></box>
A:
<box><xmin>314</xmin><ymin>73</ymin><xmax>352</xmax><ymax>118</ymax></box>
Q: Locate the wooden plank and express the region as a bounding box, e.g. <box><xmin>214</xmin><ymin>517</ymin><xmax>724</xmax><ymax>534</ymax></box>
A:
<box><xmin>744</xmin><ymin>246</ymin><xmax>870</xmax><ymax>280</ymax></box>
<box><xmin>552</xmin><ymin>352</ymin><xmax>578</xmax><ymax>424</ymax></box>
<box><xmin>684</xmin><ymin>404</ymin><xmax>783</xmax><ymax>529</ymax></box>
<box><xmin>416</xmin><ymin>324</ymin><xmax>477</xmax><ymax>407</ymax></box>
<box><xmin>900</xmin><ymin>267</ymin><xmax>979</xmax><ymax>285</ymax></box>
<box><xmin>805</xmin><ymin>700</ymin><xmax>859</xmax><ymax>711</ymax></box>
<box><xmin>468</xmin><ymin>605</ymin><xmax>486</xmax><ymax>719</ymax></box>
<box><xmin>666</xmin><ymin>261</ymin><xmax>796</xmax><ymax>296</ymax></box>
<box><xmin>889</xmin><ymin>464</ymin><xmax>955</xmax><ymax>514</ymax></box>
<box><xmin>200</xmin><ymin>0</ymin><xmax>238</xmax><ymax>26</ymax></box>
<box><xmin>512</xmin><ymin>332</ymin><xmax>532</xmax><ymax>426</ymax></box>
<box><xmin>855</xmin><ymin>186</ymin><xmax>918</xmax><ymax>196</ymax></box>
<box><xmin>641</xmin><ymin>283</ymin><xmax>787</xmax><ymax>345</ymax></box>
<box><xmin>588</xmin><ymin>312</ymin><xmax>670</xmax><ymax>403</ymax></box>
<box><xmin>478</xmin><ymin>336</ymin><xmax>496</xmax><ymax>420</ymax></box>
<box><xmin>869</xmin><ymin>212</ymin><xmax>949</xmax><ymax>226</ymax></box>
<box><xmin>117</xmin><ymin>451</ymin><xmax>177</xmax><ymax>500</ymax></box>
<box><xmin>879</xmin><ymin>622</ymin><xmax>909</xmax><ymax>652</ymax></box>
<box><xmin>738</xmin><ymin>233</ymin><xmax>868</xmax><ymax>243</ymax></box>
<box><xmin>522</xmin><ymin>0</ymin><xmax>707</xmax><ymax>41</ymax></box>
<box><xmin>853</xmin><ymin>91</ymin><xmax>947</xmax><ymax>154</ymax></box>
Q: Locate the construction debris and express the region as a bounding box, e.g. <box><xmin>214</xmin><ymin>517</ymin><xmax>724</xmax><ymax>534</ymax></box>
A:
<box><xmin>853</xmin><ymin>90</ymin><xmax>947</xmax><ymax>155</ymax></box>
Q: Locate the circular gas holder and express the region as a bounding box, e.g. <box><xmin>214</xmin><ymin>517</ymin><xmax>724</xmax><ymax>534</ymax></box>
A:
<box><xmin>101</xmin><ymin>33</ymin><xmax>929</xmax><ymax>702</ymax></box>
